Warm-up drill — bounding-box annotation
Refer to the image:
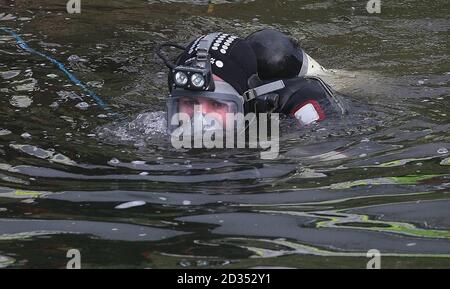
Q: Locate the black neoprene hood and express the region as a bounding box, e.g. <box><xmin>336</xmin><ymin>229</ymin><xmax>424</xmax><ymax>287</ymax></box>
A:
<box><xmin>171</xmin><ymin>33</ymin><xmax>258</xmax><ymax>95</ymax></box>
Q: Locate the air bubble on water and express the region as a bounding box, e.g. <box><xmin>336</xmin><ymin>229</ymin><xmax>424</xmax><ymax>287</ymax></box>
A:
<box><xmin>0</xmin><ymin>13</ymin><xmax>16</xmax><ymax>20</ymax></box>
<box><xmin>68</xmin><ymin>55</ymin><xmax>88</xmax><ymax>62</ymax></box>
<box><xmin>179</xmin><ymin>260</ymin><xmax>191</xmax><ymax>267</ymax></box>
<box><xmin>20</xmin><ymin>132</ymin><xmax>31</xmax><ymax>139</ymax></box>
<box><xmin>132</xmin><ymin>160</ymin><xmax>146</xmax><ymax>165</ymax></box>
<box><xmin>115</xmin><ymin>200</ymin><xmax>146</xmax><ymax>209</ymax></box>
<box><xmin>47</xmin><ymin>74</ymin><xmax>58</xmax><ymax>78</ymax></box>
<box><xmin>221</xmin><ymin>260</ymin><xmax>231</xmax><ymax>266</ymax></box>
<box><xmin>109</xmin><ymin>158</ymin><xmax>120</xmax><ymax>165</ymax></box>
<box><xmin>13</xmin><ymin>78</ymin><xmax>37</xmax><ymax>91</ymax></box>
<box><xmin>75</xmin><ymin>102</ymin><xmax>89</xmax><ymax>110</ymax></box>
<box><xmin>97</xmin><ymin>111</ymin><xmax>167</xmax><ymax>144</ymax></box>
<box><xmin>57</xmin><ymin>90</ymin><xmax>82</xmax><ymax>101</ymax></box>
<box><xmin>10</xmin><ymin>95</ymin><xmax>32</xmax><ymax>108</ymax></box>
<box><xmin>134</xmin><ymin>140</ymin><xmax>146</xmax><ymax>148</ymax></box>
<box><xmin>0</xmin><ymin>70</ymin><xmax>20</xmax><ymax>79</ymax></box>
<box><xmin>21</xmin><ymin>199</ymin><xmax>35</xmax><ymax>204</ymax></box>
<box><xmin>87</xmin><ymin>80</ymin><xmax>104</xmax><ymax>88</ymax></box>
<box><xmin>196</xmin><ymin>260</ymin><xmax>209</xmax><ymax>267</ymax></box>
<box><xmin>182</xmin><ymin>200</ymin><xmax>191</xmax><ymax>205</ymax></box>
<box><xmin>437</xmin><ymin>148</ymin><xmax>448</xmax><ymax>154</ymax></box>
<box><xmin>0</xmin><ymin>129</ymin><xmax>11</xmax><ymax>136</ymax></box>
<box><xmin>9</xmin><ymin>144</ymin><xmax>77</xmax><ymax>165</ymax></box>
<box><xmin>139</xmin><ymin>172</ymin><xmax>149</xmax><ymax>176</ymax></box>
<box><xmin>51</xmin><ymin>153</ymin><xmax>77</xmax><ymax>166</ymax></box>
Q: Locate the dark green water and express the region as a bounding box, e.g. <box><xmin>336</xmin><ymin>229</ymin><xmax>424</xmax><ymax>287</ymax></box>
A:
<box><xmin>0</xmin><ymin>0</ymin><xmax>449</xmax><ymax>268</ymax></box>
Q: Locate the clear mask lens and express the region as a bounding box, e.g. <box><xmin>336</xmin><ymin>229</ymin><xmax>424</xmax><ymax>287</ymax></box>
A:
<box><xmin>167</xmin><ymin>96</ymin><xmax>241</xmax><ymax>134</ymax></box>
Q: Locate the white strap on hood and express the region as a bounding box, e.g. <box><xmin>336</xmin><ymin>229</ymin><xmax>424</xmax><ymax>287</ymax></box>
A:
<box><xmin>298</xmin><ymin>50</ymin><xmax>326</xmax><ymax>77</ymax></box>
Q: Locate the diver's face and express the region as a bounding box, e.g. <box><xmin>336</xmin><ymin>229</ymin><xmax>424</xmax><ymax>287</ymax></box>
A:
<box><xmin>179</xmin><ymin>96</ymin><xmax>230</xmax><ymax>126</ymax></box>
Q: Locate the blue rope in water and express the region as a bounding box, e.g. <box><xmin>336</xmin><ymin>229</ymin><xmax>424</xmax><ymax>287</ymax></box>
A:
<box><xmin>0</xmin><ymin>27</ymin><xmax>110</xmax><ymax>110</ymax></box>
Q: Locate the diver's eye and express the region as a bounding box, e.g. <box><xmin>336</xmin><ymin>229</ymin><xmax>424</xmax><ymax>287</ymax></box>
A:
<box><xmin>211</xmin><ymin>101</ymin><xmax>225</xmax><ymax>109</ymax></box>
<box><xmin>182</xmin><ymin>99</ymin><xmax>199</xmax><ymax>106</ymax></box>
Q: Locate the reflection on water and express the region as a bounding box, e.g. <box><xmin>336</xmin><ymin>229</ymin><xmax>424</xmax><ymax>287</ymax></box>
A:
<box><xmin>0</xmin><ymin>0</ymin><xmax>449</xmax><ymax>268</ymax></box>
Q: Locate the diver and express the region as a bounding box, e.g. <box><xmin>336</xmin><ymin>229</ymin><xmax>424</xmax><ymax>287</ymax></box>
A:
<box><xmin>156</xmin><ymin>28</ymin><xmax>346</xmax><ymax>133</ymax></box>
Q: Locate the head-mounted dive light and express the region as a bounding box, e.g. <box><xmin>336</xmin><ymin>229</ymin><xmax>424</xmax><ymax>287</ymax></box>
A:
<box><xmin>172</xmin><ymin>38</ymin><xmax>215</xmax><ymax>91</ymax></box>
<box><xmin>156</xmin><ymin>37</ymin><xmax>215</xmax><ymax>92</ymax></box>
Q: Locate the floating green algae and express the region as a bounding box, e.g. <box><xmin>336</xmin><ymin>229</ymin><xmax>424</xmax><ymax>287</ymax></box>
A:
<box><xmin>389</xmin><ymin>174</ymin><xmax>442</xmax><ymax>185</ymax></box>
<box><xmin>440</xmin><ymin>157</ymin><xmax>450</xmax><ymax>166</ymax></box>
<box><xmin>14</xmin><ymin>190</ymin><xmax>43</xmax><ymax>198</ymax></box>
<box><xmin>318</xmin><ymin>212</ymin><xmax>450</xmax><ymax>239</ymax></box>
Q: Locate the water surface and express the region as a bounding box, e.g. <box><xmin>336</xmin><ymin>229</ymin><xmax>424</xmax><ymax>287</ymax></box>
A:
<box><xmin>0</xmin><ymin>0</ymin><xmax>449</xmax><ymax>268</ymax></box>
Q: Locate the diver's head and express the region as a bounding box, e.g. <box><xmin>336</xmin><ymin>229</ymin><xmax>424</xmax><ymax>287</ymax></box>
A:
<box><xmin>167</xmin><ymin>75</ymin><xmax>245</xmax><ymax>132</ymax></box>
<box><xmin>158</xmin><ymin>32</ymin><xmax>259</xmax><ymax>132</ymax></box>
<box><xmin>246</xmin><ymin>29</ymin><xmax>304</xmax><ymax>80</ymax></box>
